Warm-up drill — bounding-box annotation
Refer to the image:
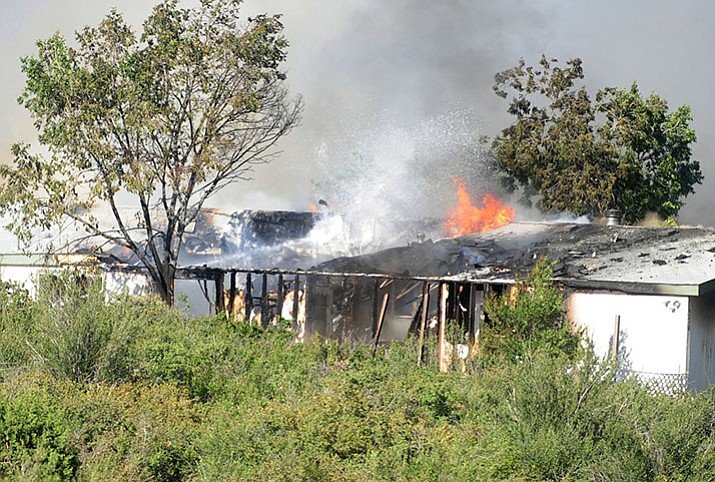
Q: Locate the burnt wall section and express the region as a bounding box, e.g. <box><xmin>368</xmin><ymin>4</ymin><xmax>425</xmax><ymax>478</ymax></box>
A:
<box><xmin>178</xmin><ymin>266</ymin><xmax>492</xmax><ymax>351</ymax></box>
<box><xmin>305</xmin><ymin>275</ymin><xmax>373</xmax><ymax>342</ymax></box>
<box><xmin>224</xmin><ymin>210</ymin><xmax>319</xmax><ymax>251</ymax></box>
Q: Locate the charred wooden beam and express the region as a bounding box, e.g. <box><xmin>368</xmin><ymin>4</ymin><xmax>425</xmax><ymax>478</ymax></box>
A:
<box><xmin>228</xmin><ymin>271</ymin><xmax>237</xmax><ymax>315</ymax></box>
<box><xmin>215</xmin><ymin>273</ymin><xmax>225</xmax><ymax>314</ymax></box>
<box><xmin>396</xmin><ymin>281</ymin><xmax>420</xmax><ymax>302</ymax></box>
<box><xmin>261</xmin><ymin>273</ymin><xmax>269</xmax><ymax>328</ymax></box>
<box><xmin>177</xmin><ymin>265</ymin><xmax>515</xmax><ymax>287</ymax></box>
<box><xmin>417</xmin><ymin>281</ymin><xmax>430</xmax><ymax>366</ymax></box>
<box><xmin>277</xmin><ymin>274</ymin><xmax>284</xmax><ymax>317</ymax></box>
<box><xmin>372</xmin><ymin>293</ymin><xmax>390</xmax><ymax>353</ymax></box>
<box><xmin>379</xmin><ymin>278</ymin><xmax>393</xmax><ymax>289</ymax></box>
<box><xmin>245</xmin><ymin>273</ymin><xmax>252</xmax><ymax>322</ymax></box>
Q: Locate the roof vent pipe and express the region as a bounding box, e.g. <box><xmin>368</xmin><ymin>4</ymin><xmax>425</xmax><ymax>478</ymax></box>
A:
<box><xmin>605</xmin><ymin>209</ymin><xmax>622</xmax><ymax>226</ymax></box>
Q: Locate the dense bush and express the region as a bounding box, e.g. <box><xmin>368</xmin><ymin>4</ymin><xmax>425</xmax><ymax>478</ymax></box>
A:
<box><xmin>0</xmin><ymin>270</ymin><xmax>713</xmax><ymax>479</ymax></box>
<box><xmin>482</xmin><ymin>257</ymin><xmax>583</xmax><ymax>363</ymax></box>
<box><xmin>0</xmin><ymin>281</ymin><xmax>35</xmax><ymax>369</ymax></box>
<box><xmin>0</xmin><ymin>373</ymin><xmax>78</xmax><ymax>481</ymax></box>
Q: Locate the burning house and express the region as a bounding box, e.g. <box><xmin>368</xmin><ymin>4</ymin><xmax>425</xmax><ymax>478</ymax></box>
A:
<box><xmin>8</xmin><ymin>198</ymin><xmax>715</xmax><ymax>394</ymax></box>
<box><xmin>296</xmin><ymin>221</ymin><xmax>715</xmax><ymax>393</ymax></box>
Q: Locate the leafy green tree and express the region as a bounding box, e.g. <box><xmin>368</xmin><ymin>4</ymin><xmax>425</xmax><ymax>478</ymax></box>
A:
<box><xmin>492</xmin><ymin>56</ymin><xmax>702</xmax><ymax>224</ymax></box>
<box><xmin>0</xmin><ymin>0</ymin><xmax>301</xmax><ymax>304</ymax></box>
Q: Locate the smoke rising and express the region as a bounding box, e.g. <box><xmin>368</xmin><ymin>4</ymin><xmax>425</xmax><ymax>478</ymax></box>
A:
<box><xmin>309</xmin><ymin>110</ymin><xmax>498</xmax><ymax>243</ymax></box>
<box><xmin>213</xmin><ymin>0</ymin><xmax>554</xmax><ymax>249</ymax></box>
<box><xmin>2</xmin><ymin>0</ymin><xmax>715</xmax><ymax>239</ymax></box>
<box><xmin>236</xmin><ymin>0</ymin><xmax>715</xmax><ymax>228</ymax></box>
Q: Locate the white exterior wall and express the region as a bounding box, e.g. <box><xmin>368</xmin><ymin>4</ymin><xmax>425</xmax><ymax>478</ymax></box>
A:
<box><xmin>103</xmin><ymin>270</ymin><xmax>154</xmax><ymax>298</ymax></box>
<box><xmin>567</xmin><ymin>292</ymin><xmax>689</xmax><ymax>376</ymax></box>
<box><xmin>0</xmin><ymin>266</ymin><xmax>48</xmax><ymax>297</ymax></box>
<box><xmin>0</xmin><ymin>265</ymin><xmax>154</xmax><ymax>300</ymax></box>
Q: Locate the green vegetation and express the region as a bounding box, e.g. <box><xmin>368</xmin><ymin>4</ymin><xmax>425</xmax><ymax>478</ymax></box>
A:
<box><xmin>482</xmin><ymin>257</ymin><xmax>582</xmax><ymax>363</ymax></box>
<box><xmin>492</xmin><ymin>56</ymin><xmax>702</xmax><ymax>224</ymax></box>
<box><xmin>0</xmin><ymin>269</ymin><xmax>713</xmax><ymax>480</ymax></box>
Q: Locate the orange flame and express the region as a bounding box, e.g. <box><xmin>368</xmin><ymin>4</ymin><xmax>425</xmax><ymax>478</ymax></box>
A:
<box><xmin>444</xmin><ymin>177</ymin><xmax>514</xmax><ymax>237</ymax></box>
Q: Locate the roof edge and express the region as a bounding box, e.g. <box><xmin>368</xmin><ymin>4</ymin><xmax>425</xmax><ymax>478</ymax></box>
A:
<box><xmin>558</xmin><ymin>278</ymin><xmax>700</xmax><ymax>296</ymax></box>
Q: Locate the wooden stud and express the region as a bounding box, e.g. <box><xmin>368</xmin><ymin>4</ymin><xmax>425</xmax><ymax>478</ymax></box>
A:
<box><xmin>276</xmin><ymin>274</ymin><xmax>284</xmax><ymax>318</ymax></box>
<box><xmin>372</xmin><ymin>293</ymin><xmax>390</xmax><ymax>353</ymax></box>
<box><xmin>228</xmin><ymin>271</ymin><xmax>237</xmax><ymax>315</ymax></box>
<box><xmin>215</xmin><ymin>273</ymin><xmax>225</xmax><ymax>314</ymax></box>
<box><xmin>245</xmin><ymin>273</ymin><xmax>252</xmax><ymax>322</ymax></box>
<box><xmin>416</xmin><ymin>281</ymin><xmax>430</xmax><ymax>366</ymax></box>
<box><xmin>437</xmin><ymin>282</ymin><xmax>449</xmax><ymax>372</ymax></box>
<box><xmin>261</xmin><ymin>273</ymin><xmax>269</xmax><ymax>328</ymax></box>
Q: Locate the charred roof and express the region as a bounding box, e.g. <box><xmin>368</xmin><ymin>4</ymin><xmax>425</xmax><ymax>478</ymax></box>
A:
<box><xmin>315</xmin><ymin>222</ymin><xmax>715</xmax><ymax>296</ymax></box>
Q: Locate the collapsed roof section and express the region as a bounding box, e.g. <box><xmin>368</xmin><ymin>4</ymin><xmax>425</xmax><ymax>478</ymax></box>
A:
<box><xmin>181</xmin><ymin>209</ymin><xmax>442</xmax><ymax>270</ymax></box>
<box><xmin>315</xmin><ymin>222</ymin><xmax>715</xmax><ymax>296</ymax></box>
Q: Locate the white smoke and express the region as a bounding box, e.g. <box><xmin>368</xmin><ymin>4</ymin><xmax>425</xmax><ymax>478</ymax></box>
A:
<box><xmin>309</xmin><ymin>109</ymin><xmax>500</xmax><ymax>247</ymax></box>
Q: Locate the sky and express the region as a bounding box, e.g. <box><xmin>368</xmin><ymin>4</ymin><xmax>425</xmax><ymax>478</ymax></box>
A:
<box><xmin>2</xmin><ymin>0</ymin><xmax>715</xmax><ymax>227</ymax></box>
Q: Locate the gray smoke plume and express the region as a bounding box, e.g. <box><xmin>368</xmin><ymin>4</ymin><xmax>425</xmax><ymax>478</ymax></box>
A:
<box><xmin>237</xmin><ymin>0</ymin><xmax>715</xmax><ymax>228</ymax></box>
<box><xmin>229</xmin><ymin>0</ymin><xmax>549</xmax><ymax>214</ymax></box>
<box><xmin>2</xmin><ymin>0</ymin><xmax>715</xmax><ymax>234</ymax></box>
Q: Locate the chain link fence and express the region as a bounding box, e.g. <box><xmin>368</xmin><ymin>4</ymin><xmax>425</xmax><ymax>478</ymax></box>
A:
<box><xmin>616</xmin><ymin>369</ymin><xmax>688</xmax><ymax>395</ymax></box>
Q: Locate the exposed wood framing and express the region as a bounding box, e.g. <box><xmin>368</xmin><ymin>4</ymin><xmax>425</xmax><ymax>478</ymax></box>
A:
<box><xmin>372</xmin><ymin>293</ymin><xmax>390</xmax><ymax>353</ymax></box>
<box><xmin>245</xmin><ymin>272</ymin><xmax>252</xmax><ymax>322</ymax></box>
<box><xmin>371</xmin><ymin>279</ymin><xmax>380</xmax><ymax>336</ymax></box>
<box><xmin>214</xmin><ymin>273</ymin><xmax>225</xmax><ymax>313</ymax></box>
<box><xmin>416</xmin><ymin>281</ymin><xmax>430</xmax><ymax>366</ymax></box>
<box><xmin>261</xmin><ymin>273</ymin><xmax>268</xmax><ymax>328</ymax></box>
<box><xmin>438</xmin><ymin>282</ymin><xmax>448</xmax><ymax>373</ymax></box>
<box><xmin>175</xmin><ymin>266</ymin><xmax>508</xmax><ymax>370</ymax></box>
<box><xmin>276</xmin><ymin>274</ymin><xmax>284</xmax><ymax>317</ymax></box>
<box><xmin>228</xmin><ymin>271</ymin><xmax>237</xmax><ymax>314</ymax></box>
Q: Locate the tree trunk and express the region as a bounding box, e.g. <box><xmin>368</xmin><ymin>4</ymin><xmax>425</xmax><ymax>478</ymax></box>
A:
<box><xmin>154</xmin><ymin>264</ymin><xmax>175</xmax><ymax>306</ymax></box>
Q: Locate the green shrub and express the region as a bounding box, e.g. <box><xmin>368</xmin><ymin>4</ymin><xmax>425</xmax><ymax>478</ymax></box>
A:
<box><xmin>0</xmin><ymin>281</ymin><xmax>36</xmax><ymax>370</ymax></box>
<box><xmin>22</xmin><ymin>271</ymin><xmax>188</xmax><ymax>384</ymax></box>
<box><xmin>55</xmin><ymin>379</ymin><xmax>200</xmax><ymax>481</ymax></box>
<box><xmin>29</xmin><ymin>270</ymin><xmax>116</xmax><ymax>382</ymax></box>
<box><xmin>0</xmin><ymin>373</ymin><xmax>78</xmax><ymax>481</ymax></box>
<box><xmin>482</xmin><ymin>257</ymin><xmax>582</xmax><ymax>363</ymax></box>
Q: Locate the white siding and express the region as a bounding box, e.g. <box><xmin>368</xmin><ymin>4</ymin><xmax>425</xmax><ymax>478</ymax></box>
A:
<box><xmin>0</xmin><ymin>266</ymin><xmax>44</xmax><ymax>296</ymax></box>
<box><xmin>104</xmin><ymin>270</ymin><xmax>154</xmax><ymax>298</ymax></box>
<box><xmin>567</xmin><ymin>292</ymin><xmax>688</xmax><ymax>375</ymax></box>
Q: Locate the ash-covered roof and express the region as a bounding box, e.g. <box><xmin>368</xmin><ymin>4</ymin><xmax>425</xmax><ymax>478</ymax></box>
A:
<box><xmin>315</xmin><ymin>222</ymin><xmax>715</xmax><ymax>296</ymax></box>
